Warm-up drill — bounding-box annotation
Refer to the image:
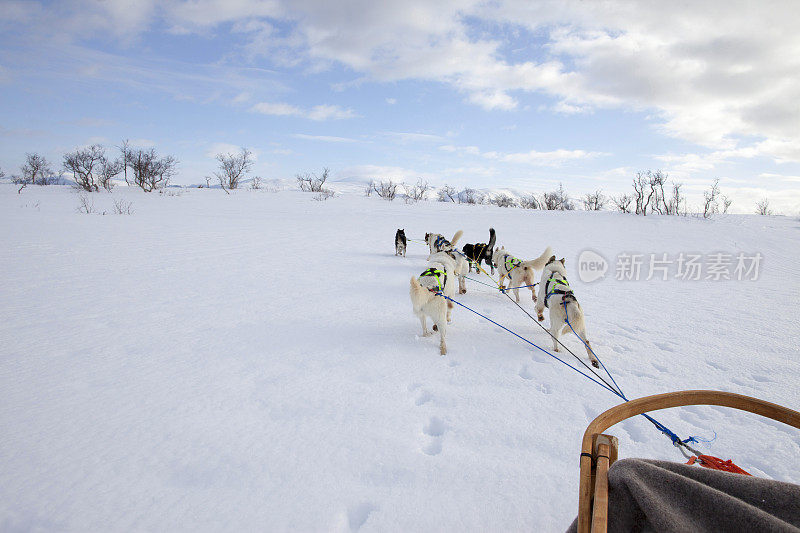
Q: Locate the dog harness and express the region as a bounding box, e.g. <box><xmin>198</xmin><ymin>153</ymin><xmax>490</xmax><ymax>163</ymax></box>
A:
<box><xmin>420</xmin><ymin>267</ymin><xmax>447</xmax><ymax>293</ymax></box>
<box><xmin>503</xmin><ymin>254</ymin><xmax>522</xmax><ymax>274</ymax></box>
<box><xmin>433</xmin><ymin>235</ymin><xmax>451</xmax><ymax>251</ymax></box>
<box><xmin>544</xmin><ymin>274</ymin><xmax>574</xmax><ymax>308</ymax></box>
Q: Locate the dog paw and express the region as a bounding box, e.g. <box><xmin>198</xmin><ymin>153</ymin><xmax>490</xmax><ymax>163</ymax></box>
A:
<box><xmin>591</xmin><ymin>361</ymin><xmax>600</xmax><ymax>368</ymax></box>
<box><xmin>432</xmin><ymin>324</ymin><xmax>438</xmax><ymax>332</ymax></box>
<box><xmin>537</xmin><ymin>315</ymin><xmax>544</xmax><ymax>322</ymax></box>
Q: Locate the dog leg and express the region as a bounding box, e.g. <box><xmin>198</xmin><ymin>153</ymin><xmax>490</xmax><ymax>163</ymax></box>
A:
<box><xmin>437</xmin><ymin>321</ymin><xmax>447</xmax><ymax>355</ymax></box>
<box><xmin>446</xmin><ymin>300</ymin><xmax>453</xmax><ymax>323</ymax></box>
<box><xmin>551</xmin><ymin>320</ymin><xmax>564</xmax><ymax>352</ymax></box>
<box><xmin>419</xmin><ymin>314</ymin><xmax>430</xmax><ymax>337</ymax></box>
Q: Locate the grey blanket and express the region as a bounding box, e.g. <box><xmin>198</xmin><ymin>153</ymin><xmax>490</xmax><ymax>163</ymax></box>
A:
<box><xmin>567</xmin><ymin>458</ymin><xmax>800</xmax><ymax>532</ymax></box>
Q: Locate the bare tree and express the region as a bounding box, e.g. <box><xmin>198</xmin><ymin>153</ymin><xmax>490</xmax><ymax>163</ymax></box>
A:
<box><xmin>489</xmin><ymin>193</ymin><xmax>516</xmax><ymax>208</ymax></box>
<box><xmin>0</xmin><ymin>166</ymin><xmax>4</xmax><ymax>180</ymax></box>
<box><xmin>721</xmin><ymin>194</ymin><xmax>733</xmax><ymax>214</ymax></box>
<box><xmin>458</xmin><ymin>187</ymin><xmax>483</xmax><ymax>205</ymax></box>
<box><xmin>251</xmin><ymin>176</ymin><xmax>263</xmax><ymax>190</ymax></box>
<box><xmin>296</xmin><ymin>167</ymin><xmax>330</xmax><ymax>192</ymax></box>
<box><xmin>76</xmin><ymin>194</ymin><xmax>96</xmax><ymax>214</ymax></box>
<box><xmin>64</xmin><ymin>144</ymin><xmax>121</xmax><ymax>192</ymax></box>
<box><xmin>373</xmin><ymin>179</ymin><xmax>398</xmax><ymax>200</ymax></box>
<box><xmin>403</xmin><ymin>178</ymin><xmax>431</xmax><ymax>202</ymax></box>
<box><xmin>632</xmin><ymin>172</ymin><xmax>649</xmax><ymax>215</ymax></box>
<box><xmin>126</xmin><ymin>148</ymin><xmax>178</xmax><ymax>192</ymax></box>
<box><xmin>702</xmin><ymin>178</ymin><xmax>721</xmax><ymax>218</ymax></box>
<box><xmin>611</xmin><ymin>193</ymin><xmax>633</xmax><ymax>213</ymax></box>
<box><xmin>755</xmin><ymin>198</ymin><xmax>772</xmax><ymax>215</ymax></box>
<box><xmin>112</xmin><ymin>198</ymin><xmax>134</xmax><ymax>214</ymax></box>
<box><xmin>647</xmin><ymin>170</ymin><xmax>667</xmax><ymax>214</ymax></box>
<box><xmin>520</xmin><ymin>194</ymin><xmax>540</xmax><ymax>209</ymax></box>
<box><xmin>118</xmin><ymin>139</ymin><xmax>131</xmax><ymax>186</ymax></box>
<box><xmin>215</xmin><ymin>147</ymin><xmax>253</xmax><ymax>191</ymax></box>
<box><xmin>541</xmin><ymin>183</ymin><xmax>574</xmax><ymax>210</ymax></box>
<box><xmin>582</xmin><ymin>189</ymin><xmax>607</xmax><ymax>211</ymax></box>
<box><xmin>364</xmin><ymin>180</ymin><xmax>374</xmax><ymax>197</ymax></box>
<box><xmin>667</xmin><ymin>182</ymin><xmax>685</xmax><ymax>215</ymax></box>
<box><xmin>22</xmin><ymin>153</ymin><xmax>57</xmax><ymax>185</ymax></box>
<box><xmin>437</xmin><ymin>184</ymin><xmax>457</xmax><ymax>202</ymax></box>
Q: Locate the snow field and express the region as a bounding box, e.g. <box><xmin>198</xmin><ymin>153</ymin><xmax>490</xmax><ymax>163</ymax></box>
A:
<box><xmin>1</xmin><ymin>184</ymin><xmax>798</xmax><ymax>531</ymax></box>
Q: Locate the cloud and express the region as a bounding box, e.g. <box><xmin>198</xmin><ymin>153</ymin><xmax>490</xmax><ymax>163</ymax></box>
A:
<box><xmin>290</xmin><ymin>133</ymin><xmax>362</xmax><ymax>143</ymax></box>
<box><xmin>4</xmin><ymin>0</ymin><xmax>800</xmax><ymax>165</ymax></box>
<box><xmin>441</xmin><ymin>143</ymin><xmax>607</xmax><ymax>166</ymax></box>
<box><xmin>383</xmin><ymin>132</ymin><xmax>445</xmax><ymax>144</ymax></box>
<box><xmin>250</xmin><ymin>102</ymin><xmax>357</xmax><ymax>120</ymax></box>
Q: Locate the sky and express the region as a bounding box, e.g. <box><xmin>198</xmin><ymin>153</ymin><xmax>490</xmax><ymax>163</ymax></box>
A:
<box><xmin>1</xmin><ymin>0</ymin><xmax>799</xmax><ymax>213</ymax></box>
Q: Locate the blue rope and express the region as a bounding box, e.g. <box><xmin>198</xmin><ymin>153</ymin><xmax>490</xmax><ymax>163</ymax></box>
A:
<box><xmin>559</xmin><ymin>300</ymin><xmax>709</xmax><ymax>450</ymax></box>
<box><xmin>439</xmin><ymin>293</ymin><xmax>626</xmax><ymax>397</ymax></box>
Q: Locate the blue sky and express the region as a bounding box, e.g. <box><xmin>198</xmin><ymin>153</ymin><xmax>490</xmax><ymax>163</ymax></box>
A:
<box><xmin>1</xmin><ymin>0</ymin><xmax>799</xmax><ymax>213</ymax></box>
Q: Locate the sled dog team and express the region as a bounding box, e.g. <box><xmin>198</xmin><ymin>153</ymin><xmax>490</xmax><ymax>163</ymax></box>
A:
<box><xmin>401</xmin><ymin>227</ymin><xmax>597</xmax><ymax>367</ymax></box>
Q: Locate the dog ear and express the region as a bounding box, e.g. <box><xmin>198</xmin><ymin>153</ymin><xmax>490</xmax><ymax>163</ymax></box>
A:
<box><xmin>559</xmin><ymin>258</ymin><xmax>566</xmax><ymax>265</ymax></box>
<box><xmin>548</xmin><ymin>255</ymin><xmax>556</xmax><ymax>264</ymax></box>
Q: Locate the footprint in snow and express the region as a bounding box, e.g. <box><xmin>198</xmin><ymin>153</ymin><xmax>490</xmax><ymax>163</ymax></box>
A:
<box><xmin>414</xmin><ymin>390</ymin><xmax>433</xmax><ymax>406</ymax></box>
<box><xmin>751</xmin><ymin>374</ymin><xmax>773</xmax><ymax>383</ymax></box>
<box><xmin>421</xmin><ymin>416</ymin><xmax>446</xmax><ymax>456</ymax></box>
<box><xmin>518</xmin><ymin>365</ymin><xmax>534</xmax><ymax>380</ymax></box>
<box><xmin>651</xmin><ymin>363</ymin><xmax>669</xmax><ymax>373</ymax></box>
<box><xmin>704</xmin><ymin>360</ymin><xmax>729</xmax><ymax>371</ymax></box>
<box><xmin>346</xmin><ymin>502</ymin><xmax>376</xmax><ymax>532</ymax></box>
<box><xmin>653</xmin><ymin>342</ymin><xmax>676</xmax><ymax>352</ymax></box>
<box><xmin>423</xmin><ymin>416</ymin><xmax>446</xmax><ymax>437</ymax></box>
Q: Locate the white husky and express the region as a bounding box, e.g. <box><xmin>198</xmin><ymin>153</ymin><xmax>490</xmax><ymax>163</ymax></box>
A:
<box><xmin>491</xmin><ymin>245</ymin><xmax>553</xmax><ymax>303</ymax></box>
<box><xmin>425</xmin><ymin>230</ymin><xmax>468</xmax><ymax>294</ymax></box>
<box><xmin>409</xmin><ymin>252</ymin><xmax>457</xmax><ymax>355</ymax></box>
<box><xmin>534</xmin><ymin>256</ymin><xmax>599</xmax><ymax>368</ymax></box>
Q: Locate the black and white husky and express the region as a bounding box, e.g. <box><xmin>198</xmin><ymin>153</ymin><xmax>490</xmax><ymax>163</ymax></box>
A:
<box><xmin>409</xmin><ymin>252</ymin><xmax>457</xmax><ymax>355</ymax></box>
<box><xmin>535</xmin><ymin>256</ymin><xmax>598</xmax><ymax>368</ymax></box>
<box><xmin>425</xmin><ymin>230</ymin><xmax>463</xmax><ymax>254</ymax></box>
<box><xmin>395</xmin><ymin>228</ymin><xmax>407</xmax><ymax>256</ymax></box>
<box><xmin>462</xmin><ymin>227</ymin><xmax>496</xmax><ymax>274</ymax></box>
<box><xmin>491</xmin><ymin>245</ymin><xmax>553</xmax><ymax>303</ymax></box>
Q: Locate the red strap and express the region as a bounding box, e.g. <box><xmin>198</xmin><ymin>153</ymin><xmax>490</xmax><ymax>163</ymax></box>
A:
<box><xmin>685</xmin><ymin>455</ymin><xmax>752</xmax><ymax>476</ymax></box>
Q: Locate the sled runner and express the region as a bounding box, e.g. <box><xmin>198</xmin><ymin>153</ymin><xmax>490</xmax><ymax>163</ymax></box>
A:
<box><xmin>574</xmin><ymin>390</ymin><xmax>800</xmax><ymax>533</ymax></box>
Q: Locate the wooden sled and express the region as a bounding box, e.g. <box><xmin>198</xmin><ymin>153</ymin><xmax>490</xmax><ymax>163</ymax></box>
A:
<box><xmin>578</xmin><ymin>390</ymin><xmax>800</xmax><ymax>533</ymax></box>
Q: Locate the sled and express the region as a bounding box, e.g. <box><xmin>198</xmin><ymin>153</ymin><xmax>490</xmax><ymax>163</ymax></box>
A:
<box><xmin>576</xmin><ymin>390</ymin><xmax>800</xmax><ymax>533</ymax></box>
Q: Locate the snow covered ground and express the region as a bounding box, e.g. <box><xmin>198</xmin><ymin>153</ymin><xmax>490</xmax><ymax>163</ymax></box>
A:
<box><xmin>1</xmin><ymin>183</ymin><xmax>798</xmax><ymax>531</ymax></box>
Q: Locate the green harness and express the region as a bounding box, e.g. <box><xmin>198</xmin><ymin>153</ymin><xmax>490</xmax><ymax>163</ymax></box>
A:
<box><xmin>420</xmin><ymin>267</ymin><xmax>447</xmax><ymax>293</ymax></box>
<box><xmin>544</xmin><ymin>275</ymin><xmax>573</xmax><ymax>308</ymax></box>
<box><xmin>504</xmin><ymin>254</ymin><xmax>522</xmax><ymax>274</ymax></box>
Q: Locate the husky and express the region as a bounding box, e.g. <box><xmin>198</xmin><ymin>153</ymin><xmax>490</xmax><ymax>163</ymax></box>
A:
<box><xmin>425</xmin><ymin>230</ymin><xmax>463</xmax><ymax>254</ymax></box>
<box><xmin>491</xmin><ymin>245</ymin><xmax>553</xmax><ymax>303</ymax></box>
<box><xmin>409</xmin><ymin>252</ymin><xmax>457</xmax><ymax>355</ymax></box>
<box><xmin>462</xmin><ymin>227</ymin><xmax>496</xmax><ymax>275</ymax></box>
<box><xmin>426</xmin><ymin>230</ymin><xmax>467</xmax><ymax>293</ymax></box>
<box><xmin>535</xmin><ymin>256</ymin><xmax>598</xmax><ymax>368</ymax></box>
<box><xmin>395</xmin><ymin>228</ymin><xmax>407</xmax><ymax>256</ymax></box>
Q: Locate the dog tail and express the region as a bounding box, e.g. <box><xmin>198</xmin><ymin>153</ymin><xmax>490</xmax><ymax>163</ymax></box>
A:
<box><xmin>450</xmin><ymin>229</ymin><xmax>464</xmax><ymax>247</ymax></box>
<box><xmin>521</xmin><ymin>245</ymin><xmax>553</xmax><ymax>271</ymax></box>
<box><xmin>410</xmin><ymin>275</ymin><xmax>428</xmax><ymax>306</ymax></box>
<box><xmin>487</xmin><ymin>227</ymin><xmax>496</xmax><ymax>250</ymax></box>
